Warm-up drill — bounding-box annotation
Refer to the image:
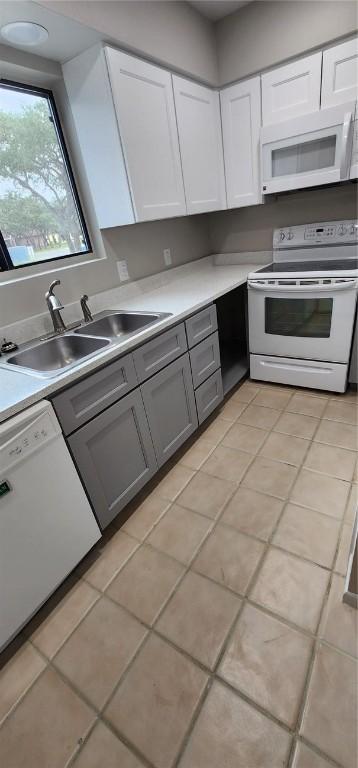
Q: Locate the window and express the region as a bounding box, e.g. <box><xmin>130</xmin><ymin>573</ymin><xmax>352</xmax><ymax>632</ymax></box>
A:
<box><xmin>0</xmin><ymin>80</ymin><xmax>91</xmax><ymax>271</ymax></box>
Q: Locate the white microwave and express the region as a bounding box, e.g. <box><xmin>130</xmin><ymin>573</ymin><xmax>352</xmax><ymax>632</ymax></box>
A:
<box><xmin>261</xmin><ymin>102</ymin><xmax>356</xmax><ymax>194</ymax></box>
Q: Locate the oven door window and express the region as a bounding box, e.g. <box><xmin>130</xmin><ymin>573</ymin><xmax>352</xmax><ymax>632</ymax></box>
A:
<box><xmin>265</xmin><ymin>297</ymin><xmax>333</xmax><ymax>338</ymax></box>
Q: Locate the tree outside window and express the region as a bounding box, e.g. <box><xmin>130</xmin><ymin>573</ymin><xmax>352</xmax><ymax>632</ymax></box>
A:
<box><xmin>0</xmin><ymin>81</ymin><xmax>91</xmax><ymax>270</ymax></box>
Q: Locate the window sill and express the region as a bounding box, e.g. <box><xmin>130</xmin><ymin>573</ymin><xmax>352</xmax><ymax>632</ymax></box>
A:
<box><xmin>0</xmin><ymin>250</ymin><xmax>104</xmax><ymax>286</ymax></box>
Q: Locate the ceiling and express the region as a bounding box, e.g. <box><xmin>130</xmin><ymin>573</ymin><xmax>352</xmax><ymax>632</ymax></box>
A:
<box><xmin>188</xmin><ymin>1</ymin><xmax>252</xmax><ymax>21</ymax></box>
<box><xmin>0</xmin><ymin>1</ymin><xmax>100</xmax><ymax>62</ymax></box>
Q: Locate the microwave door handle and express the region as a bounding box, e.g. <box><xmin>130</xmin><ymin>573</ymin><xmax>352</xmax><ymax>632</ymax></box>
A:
<box><xmin>248</xmin><ymin>279</ymin><xmax>358</xmax><ymax>293</ymax></box>
<box><xmin>340</xmin><ymin>111</ymin><xmax>353</xmax><ymax>179</ymax></box>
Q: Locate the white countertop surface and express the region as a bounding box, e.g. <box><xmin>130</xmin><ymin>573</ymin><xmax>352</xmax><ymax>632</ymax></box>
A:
<box><xmin>0</xmin><ymin>256</ymin><xmax>265</xmax><ymax>423</ymax></box>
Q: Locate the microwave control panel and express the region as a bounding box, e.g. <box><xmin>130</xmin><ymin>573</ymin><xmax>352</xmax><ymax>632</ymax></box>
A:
<box><xmin>273</xmin><ymin>220</ymin><xmax>358</xmax><ymax>248</ymax></box>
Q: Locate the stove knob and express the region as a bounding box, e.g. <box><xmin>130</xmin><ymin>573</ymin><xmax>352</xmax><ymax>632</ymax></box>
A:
<box><xmin>287</xmin><ymin>231</ymin><xmax>294</xmax><ymax>240</ymax></box>
<box><xmin>338</xmin><ymin>224</ymin><xmax>347</xmax><ymax>236</ymax></box>
<box><xmin>279</xmin><ymin>231</ymin><xmax>285</xmax><ymax>241</ymax></box>
<box><xmin>350</xmin><ymin>223</ymin><xmax>357</xmax><ymax>235</ymax></box>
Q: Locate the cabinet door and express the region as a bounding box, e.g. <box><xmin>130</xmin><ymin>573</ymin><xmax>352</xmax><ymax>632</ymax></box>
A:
<box><xmin>63</xmin><ymin>45</ymin><xmax>135</xmax><ymax>229</ymax></box>
<box><xmin>173</xmin><ymin>76</ymin><xmax>226</xmax><ymax>214</ymax></box>
<box><xmin>261</xmin><ymin>52</ymin><xmax>322</xmax><ymax>125</ymax></box>
<box><xmin>220</xmin><ymin>77</ymin><xmax>262</xmax><ymax>209</ymax></box>
<box><xmin>69</xmin><ymin>389</ymin><xmax>157</xmax><ymax>530</ymax></box>
<box><xmin>141</xmin><ymin>354</ymin><xmax>198</xmax><ymax>467</ymax></box>
<box><xmin>105</xmin><ymin>47</ymin><xmax>186</xmax><ymax>222</ymax></box>
<box><xmin>322</xmin><ymin>38</ymin><xmax>358</xmax><ymax>108</ymax></box>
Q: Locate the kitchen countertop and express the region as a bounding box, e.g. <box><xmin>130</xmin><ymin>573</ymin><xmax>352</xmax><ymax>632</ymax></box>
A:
<box><xmin>0</xmin><ymin>256</ymin><xmax>266</xmax><ymax>423</ymax></box>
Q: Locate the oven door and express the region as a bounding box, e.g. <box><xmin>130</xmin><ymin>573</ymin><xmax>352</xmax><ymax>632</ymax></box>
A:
<box><xmin>261</xmin><ymin>102</ymin><xmax>354</xmax><ymax>194</ymax></box>
<box><xmin>248</xmin><ymin>278</ymin><xmax>358</xmax><ymax>363</ymax></box>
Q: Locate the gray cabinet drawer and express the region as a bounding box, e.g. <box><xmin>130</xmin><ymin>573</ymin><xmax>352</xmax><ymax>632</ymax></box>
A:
<box><xmin>185</xmin><ymin>305</ymin><xmax>217</xmax><ymax>348</ymax></box>
<box><xmin>195</xmin><ymin>369</ymin><xmax>223</xmax><ymax>424</ymax></box>
<box><xmin>141</xmin><ymin>353</ymin><xmax>198</xmax><ymax>467</ymax></box>
<box><xmin>190</xmin><ymin>332</ymin><xmax>221</xmax><ymax>389</ymax></box>
<box><xmin>68</xmin><ymin>388</ymin><xmax>157</xmax><ymax>530</ymax></box>
<box><xmin>133</xmin><ymin>323</ymin><xmax>187</xmax><ymax>382</ymax></box>
<box><xmin>52</xmin><ymin>353</ymin><xmax>137</xmax><ymax>435</ymax></box>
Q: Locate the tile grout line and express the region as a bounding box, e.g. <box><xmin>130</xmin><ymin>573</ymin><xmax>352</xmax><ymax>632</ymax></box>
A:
<box><xmin>0</xmin><ymin>383</ymin><xmax>356</xmax><ymax>768</ymax></box>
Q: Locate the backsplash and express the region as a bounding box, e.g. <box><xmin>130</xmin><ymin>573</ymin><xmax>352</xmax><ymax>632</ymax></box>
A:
<box><xmin>208</xmin><ymin>184</ymin><xmax>358</xmax><ymax>253</ymax></box>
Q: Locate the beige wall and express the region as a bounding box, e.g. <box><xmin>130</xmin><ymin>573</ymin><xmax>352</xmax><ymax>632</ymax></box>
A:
<box><xmin>216</xmin><ymin>1</ymin><xmax>358</xmax><ymax>85</ymax></box>
<box><xmin>38</xmin><ymin>0</ymin><xmax>219</xmax><ymax>84</ymax></box>
<box><xmin>208</xmin><ymin>185</ymin><xmax>358</xmax><ymax>253</ymax></box>
<box><xmin>0</xmin><ymin>215</ymin><xmax>211</xmax><ymax>327</ymax></box>
<box><xmin>0</xmin><ymin>43</ymin><xmax>211</xmax><ymax>328</ymax></box>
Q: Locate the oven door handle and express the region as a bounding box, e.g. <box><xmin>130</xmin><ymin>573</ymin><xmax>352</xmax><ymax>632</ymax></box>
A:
<box><xmin>248</xmin><ymin>279</ymin><xmax>358</xmax><ymax>293</ymax></box>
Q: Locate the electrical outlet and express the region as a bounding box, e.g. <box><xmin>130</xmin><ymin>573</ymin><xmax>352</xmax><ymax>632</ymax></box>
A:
<box><xmin>163</xmin><ymin>248</ymin><xmax>172</xmax><ymax>267</ymax></box>
<box><xmin>117</xmin><ymin>259</ymin><xmax>129</xmax><ymax>282</ymax></box>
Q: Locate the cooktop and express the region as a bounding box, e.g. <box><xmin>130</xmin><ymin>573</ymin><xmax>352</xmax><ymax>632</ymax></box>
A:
<box><xmin>257</xmin><ymin>259</ymin><xmax>358</xmax><ymax>273</ymax></box>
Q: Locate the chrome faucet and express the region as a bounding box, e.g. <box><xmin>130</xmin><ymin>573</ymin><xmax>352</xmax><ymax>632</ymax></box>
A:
<box><xmin>80</xmin><ymin>294</ymin><xmax>93</xmax><ymax>323</ymax></box>
<box><xmin>45</xmin><ymin>280</ymin><xmax>66</xmax><ymax>334</ymax></box>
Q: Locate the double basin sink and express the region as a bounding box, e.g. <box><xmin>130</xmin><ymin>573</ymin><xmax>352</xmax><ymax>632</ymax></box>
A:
<box><xmin>4</xmin><ymin>311</ymin><xmax>171</xmax><ymax>378</ymax></box>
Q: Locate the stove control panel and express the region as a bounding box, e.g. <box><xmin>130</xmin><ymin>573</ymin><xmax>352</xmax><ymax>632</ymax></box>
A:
<box><xmin>273</xmin><ymin>220</ymin><xmax>358</xmax><ymax>249</ymax></box>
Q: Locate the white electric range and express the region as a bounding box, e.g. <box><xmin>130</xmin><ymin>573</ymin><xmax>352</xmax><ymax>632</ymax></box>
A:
<box><xmin>248</xmin><ymin>219</ymin><xmax>358</xmax><ymax>392</ymax></box>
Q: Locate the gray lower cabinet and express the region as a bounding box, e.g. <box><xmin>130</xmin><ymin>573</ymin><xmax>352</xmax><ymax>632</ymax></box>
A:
<box><xmin>185</xmin><ymin>305</ymin><xmax>218</xmax><ymax>348</ymax></box>
<box><xmin>190</xmin><ymin>332</ymin><xmax>221</xmax><ymax>389</ymax></box>
<box><xmin>68</xmin><ymin>389</ymin><xmax>157</xmax><ymax>530</ymax></box>
<box><xmin>141</xmin><ymin>354</ymin><xmax>198</xmax><ymax>467</ymax></box>
<box><xmin>52</xmin><ymin>353</ymin><xmax>137</xmax><ymax>435</ymax></box>
<box><xmin>195</xmin><ymin>369</ymin><xmax>223</xmax><ymax>424</ymax></box>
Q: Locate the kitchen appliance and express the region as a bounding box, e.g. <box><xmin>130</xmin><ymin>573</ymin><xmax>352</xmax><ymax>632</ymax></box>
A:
<box><xmin>261</xmin><ymin>102</ymin><xmax>355</xmax><ymax>194</ymax></box>
<box><xmin>0</xmin><ymin>400</ymin><xmax>101</xmax><ymax>651</ymax></box>
<box><xmin>248</xmin><ymin>219</ymin><xmax>358</xmax><ymax>392</ymax></box>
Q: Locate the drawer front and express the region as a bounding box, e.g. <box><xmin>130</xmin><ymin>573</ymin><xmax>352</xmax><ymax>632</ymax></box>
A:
<box><xmin>190</xmin><ymin>332</ymin><xmax>221</xmax><ymax>389</ymax></box>
<box><xmin>250</xmin><ymin>353</ymin><xmax>347</xmax><ymax>393</ymax></box>
<box><xmin>195</xmin><ymin>369</ymin><xmax>223</xmax><ymax>424</ymax></box>
<box><xmin>185</xmin><ymin>305</ymin><xmax>217</xmax><ymax>348</ymax></box>
<box><xmin>52</xmin><ymin>353</ymin><xmax>138</xmax><ymax>435</ymax></box>
<box><xmin>133</xmin><ymin>323</ymin><xmax>187</xmax><ymax>382</ymax></box>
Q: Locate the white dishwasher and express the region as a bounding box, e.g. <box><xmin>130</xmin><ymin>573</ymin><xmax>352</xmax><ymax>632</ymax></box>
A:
<box><xmin>0</xmin><ymin>400</ymin><xmax>101</xmax><ymax>651</ymax></box>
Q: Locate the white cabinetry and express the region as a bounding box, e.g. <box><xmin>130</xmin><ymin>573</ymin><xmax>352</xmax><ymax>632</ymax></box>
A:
<box><xmin>220</xmin><ymin>76</ymin><xmax>262</xmax><ymax>209</ymax></box>
<box><xmin>63</xmin><ymin>45</ymin><xmax>186</xmax><ymax>227</ymax></box>
<box><xmin>62</xmin><ymin>45</ymin><xmax>134</xmax><ymax>229</ymax></box>
<box><xmin>173</xmin><ymin>76</ymin><xmax>226</xmax><ymax>214</ymax></box>
<box><xmin>321</xmin><ymin>38</ymin><xmax>358</xmax><ymax>107</ymax></box>
<box><xmin>321</xmin><ymin>37</ymin><xmax>358</xmax><ymax>180</ymax></box>
<box><xmin>261</xmin><ymin>52</ymin><xmax>322</xmax><ymax>125</ymax></box>
<box><xmin>106</xmin><ymin>48</ymin><xmax>186</xmax><ymax>222</ymax></box>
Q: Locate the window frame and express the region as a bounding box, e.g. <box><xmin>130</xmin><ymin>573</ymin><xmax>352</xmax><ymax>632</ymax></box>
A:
<box><xmin>0</xmin><ymin>78</ymin><xmax>92</xmax><ymax>272</ymax></box>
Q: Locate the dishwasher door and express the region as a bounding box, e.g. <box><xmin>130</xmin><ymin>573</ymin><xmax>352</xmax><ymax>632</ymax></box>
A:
<box><xmin>0</xmin><ymin>400</ymin><xmax>101</xmax><ymax>651</ymax></box>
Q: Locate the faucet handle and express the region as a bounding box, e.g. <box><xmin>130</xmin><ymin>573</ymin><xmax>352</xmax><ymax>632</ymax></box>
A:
<box><xmin>80</xmin><ymin>294</ymin><xmax>93</xmax><ymax>322</ymax></box>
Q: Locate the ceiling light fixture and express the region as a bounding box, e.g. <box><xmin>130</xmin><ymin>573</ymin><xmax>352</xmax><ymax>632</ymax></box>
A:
<box><xmin>0</xmin><ymin>21</ymin><xmax>49</xmax><ymax>47</ymax></box>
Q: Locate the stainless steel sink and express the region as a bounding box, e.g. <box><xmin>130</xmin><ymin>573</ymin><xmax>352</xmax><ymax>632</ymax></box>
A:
<box><xmin>6</xmin><ymin>334</ymin><xmax>110</xmax><ymax>377</ymax></box>
<box><xmin>75</xmin><ymin>311</ymin><xmax>171</xmax><ymax>339</ymax></box>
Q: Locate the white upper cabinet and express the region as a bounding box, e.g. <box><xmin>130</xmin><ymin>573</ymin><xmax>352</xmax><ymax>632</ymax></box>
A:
<box><xmin>321</xmin><ymin>38</ymin><xmax>358</xmax><ymax>108</ymax></box>
<box><xmin>63</xmin><ymin>45</ymin><xmax>186</xmax><ymax>227</ymax></box>
<box><xmin>172</xmin><ymin>76</ymin><xmax>226</xmax><ymax>214</ymax></box>
<box><xmin>106</xmin><ymin>48</ymin><xmax>186</xmax><ymax>222</ymax></box>
<box><xmin>220</xmin><ymin>76</ymin><xmax>262</xmax><ymax>209</ymax></box>
<box><xmin>63</xmin><ymin>45</ymin><xmax>135</xmax><ymax>229</ymax></box>
<box><xmin>261</xmin><ymin>52</ymin><xmax>322</xmax><ymax>125</ymax></box>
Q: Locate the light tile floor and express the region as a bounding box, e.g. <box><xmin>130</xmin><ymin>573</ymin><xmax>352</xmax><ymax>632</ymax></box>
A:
<box><xmin>0</xmin><ymin>380</ymin><xmax>357</xmax><ymax>768</ymax></box>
